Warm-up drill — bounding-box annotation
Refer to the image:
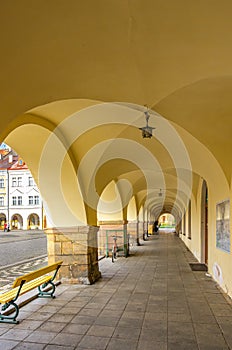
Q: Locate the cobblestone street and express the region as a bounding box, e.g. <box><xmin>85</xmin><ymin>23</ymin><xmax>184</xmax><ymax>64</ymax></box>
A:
<box><xmin>0</xmin><ymin>256</ymin><xmax>48</xmax><ymax>293</ymax></box>
<box><xmin>0</xmin><ymin>229</ymin><xmax>47</xmax><ymax>292</ymax></box>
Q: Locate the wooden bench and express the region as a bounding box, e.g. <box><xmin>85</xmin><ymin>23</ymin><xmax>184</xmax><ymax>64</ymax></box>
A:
<box><xmin>0</xmin><ymin>260</ymin><xmax>63</xmax><ymax>324</ymax></box>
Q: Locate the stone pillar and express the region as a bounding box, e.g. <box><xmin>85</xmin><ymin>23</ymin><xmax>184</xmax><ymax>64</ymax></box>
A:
<box><xmin>127</xmin><ymin>220</ymin><xmax>140</xmax><ymax>246</ymax></box>
<box><xmin>45</xmin><ymin>225</ymin><xmax>101</xmax><ymax>285</ymax></box>
<box><xmin>138</xmin><ymin>221</ymin><xmax>144</xmax><ymax>241</ymax></box>
<box><xmin>98</xmin><ymin>220</ymin><xmax>128</xmax><ymax>257</ymax></box>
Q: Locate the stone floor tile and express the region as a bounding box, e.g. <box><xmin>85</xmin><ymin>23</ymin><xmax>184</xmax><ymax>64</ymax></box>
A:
<box><xmin>16</xmin><ymin>319</ymin><xmax>44</xmax><ymax>330</ymax></box>
<box><xmin>137</xmin><ymin>340</ymin><xmax>167</xmax><ymax>350</ymax></box>
<box><xmin>26</xmin><ymin>311</ymin><xmax>53</xmax><ymax>321</ymax></box>
<box><xmin>38</xmin><ymin>321</ymin><xmax>66</xmax><ymax>333</ymax></box>
<box><xmin>104</xmin><ymin>303</ymin><xmax>127</xmax><ymax>311</ymax></box>
<box><xmin>99</xmin><ymin>309</ymin><xmax>123</xmax><ymax>318</ymax></box>
<box><xmin>210</xmin><ymin>304</ymin><xmax>232</xmax><ymax>317</ymax></box>
<box><xmin>195</xmin><ymin>331</ymin><xmax>229</xmax><ymax>349</ymax></box>
<box><xmin>0</xmin><ymin>328</ymin><xmax>9</xmax><ymax>336</ymax></box>
<box><xmin>167</xmin><ymin>306</ymin><xmax>190</xmax><ymax>314</ymax></box>
<box><xmin>190</xmin><ymin>313</ymin><xmax>217</xmax><ymax>324</ymax></box>
<box><xmin>87</xmin><ymin>325</ymin><xmax>114</xmax><ymax>337</ymax></box>
<box><xmin>94</xmin><ymin>316</ymin><xmax>119</xmax><ymax>327</ymax></box>
<box><xmin>168</xmin><ymin>321</ymin><xmax>196</xmax><ymax>343</ymax></box>
<box><xmin>216</xmin><ymin>315</ymin><xmax>232</xmax><ymax>325</ymax></box>
<box><xmin>193</xmin><ymin>322</ymin><xmax>223</xmax><ymax>334</ymax></box>
<box><xmin>120</xmin><ymin>311</ymin><xmax>144</xmax><ymax>319</ymax></box>
<box><xmin>112</xmin><ymin>326</ymin><xmax>140</xmax><ymax>340</ymax></box>
<box><xmin>140</xmin><ymin>326</ymin><xmax>167</xmax><ymax>343</ymax></box>
<box><xmin>35</xmin><ymin>305</ymin><xmax>62</xmax><ymax>314</ymax></box>
<box><xmin>78</xmin><ymin>308</ymin><xmax>102</xmax><ymax>317</ymax></box>
<box><xmin>44</xmin><ymin>345</ymin><xmax>75</xmax><ymax>350</ymax></box>
<box><xmin>71</xmin><ymin>315</ymin><xmax>96</xmax><ymax>325</ymax></box>
<box><xmin>20</xmin><ymin>303</ymin><xmax>45</xmax><ymax>312</ymax></box>
<box><xmin>168</xmin><ymin>341</ymin><xmax>199</xmax><ymax>350</ymax></box>
<box><xmin>117</xmin><ymin>317</ymin><xmax>143</xmax><ymax>328</ymax></box>
<box><xmin>0</xmin><ymin>339</ymin><xmax>20</xmax><ymax>350</ymax></box>
<box><xmin>106</xmin><ymin>338</ymin><xmax>138</xmax><ymax>350</ymax></box>
<box><xmin>66</xmin><ymin>301</ymin><xmax>88</xmax><ymax>308</ymax></box>
<box><xmin>13</xmin><ymin>342</ymin><xmax>45</xmax><ymax>350</ymax></box>
<box><xmin>144</xmin><ymin>312</ymin><xmax>167</xmax><ymax>323</ymax></box>
<box><xmin>57</xmin><ymin>307</ymin><xmax>82</xmax><ymax>315</ymax></box>
<box><xmin>77</xmin><ymin>335</ymin><xmax>110</xmax><ymax>349</ymax></box>
<box><xmin>24</xmin><ymin>330</ymin><xmax>57</xmax><ymax>344</ymax></box>
<box><xmin>0</xmin><ymin>328</ymin><xmax>32</xmax><ymax>341</ymax></box>
<box><xmin>198</xmin><ymin>345</ymin><xmax>229</xmax><ymax>350</ymax></box>
<box><xmin>50</xmin><ymin>332</ymin><xmax>83</xmax><ymax>347</ymax></box>
<box><xmin>62</xmin><ymin>323</ymin><xmax>90</xmax><ymax>335</ymax></box>
<box><xmin>47</xmin><ymin>313</ymin><xmax>75</xmax><ymax>323</ymax></box>
<box><xmin>147</xmin><ymin>307</ymin><xmax>168</xmax><ymax>315</ymax></box>
<box><xmin>124</xmin><ymin>303</ymin><xmax>146</xmax><ymax>312</ymax></box>
<box><xmin>168</xmin><ymin>312</ymin><xmax>192</xmax><ymax>322</ymax></box>
<box><xmin>75</xmin><ymin>345</ymin><xmax>95</xmax><ymax>350</ymax></box>
<box><xmin>205</xmin><ymin>293</ymin><xmax>229</xmax><ymax>304</ymax></box>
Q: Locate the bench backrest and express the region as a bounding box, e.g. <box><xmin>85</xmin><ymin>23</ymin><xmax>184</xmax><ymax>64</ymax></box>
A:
<box><xmin>12</xmin><ymin>260</ymin><xmax>63</xmax><ymax>288</ymax></box>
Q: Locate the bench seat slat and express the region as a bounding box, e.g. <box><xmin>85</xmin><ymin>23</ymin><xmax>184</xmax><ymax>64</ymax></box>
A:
<box><xmin>0</xmin><ymin>275</ymin><xmax>52</xmax><ymax>304</ymax></box>
<box><xmin>0</xmin><ymin>260</ymin><xmax>63</xmax><ymax>324</ymax></box>
<box><xmin>12</xmin><ymin>260</ymin><xmax>63</xmax><ymax>288</ymax></box>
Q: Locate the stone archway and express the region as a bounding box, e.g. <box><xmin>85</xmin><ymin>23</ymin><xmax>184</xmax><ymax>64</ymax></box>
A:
<box><xmin>0</xmin><ymin>213</ymin><xmax>6</xmax><ymax>230</ymax></box>
<box><xmin>28</xmin><ymin>213</ymin><xmax>40</xmax><ymax>230</ymax></box>
<box><xmin>11</xmin><ymin>214</ymin><xmax>23</xmax><ymax>230</ymax></box>
<box><xmin>158</xmin><ymin>213</ymin><xmax>176</xmax><ymax>230</ymax></box>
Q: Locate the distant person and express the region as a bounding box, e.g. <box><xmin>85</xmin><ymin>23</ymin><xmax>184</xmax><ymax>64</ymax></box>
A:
<box><xmin>7</xmin><ymin>223</ymin><xmax>10</xmax><ymax>232</ymax></box>
<box><xmin>3</xmin><ymin>223</ymin><xmax>7</xmax><ymax>232</ymax></box>
<box><xmin>154</xmin><ymin>220</ymin><xmax>159</xmax><ymax>233</ymax></box>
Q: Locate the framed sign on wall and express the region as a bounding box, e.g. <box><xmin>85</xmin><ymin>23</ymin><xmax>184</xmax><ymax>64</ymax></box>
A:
<box><xmin>216</xmin><ymin>199</ymin><xmax>230</xmax><ymax>253</ymax></box>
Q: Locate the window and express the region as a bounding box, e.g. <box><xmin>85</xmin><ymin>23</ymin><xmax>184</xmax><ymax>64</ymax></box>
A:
<box><xmin>12</xmin><ymin>196</ymin><xmax>22</xmax><ymax>205</ymax></box>
<box><xmin>28</xmin><ymin>177</ymin><xmax>34</xmax><ymax>186</ymax></box>
<box><xmin>29</xmin><ymin>195</ymin><xmax>40</xmax><ymax>205</ymax></box>
<box><xmin>18</xmin><ymin>177</ymin><xmax>22</xmax><ymax>186</ymax></box>
<box><xmin>12</xmin><ymin>177</ymin><xmax>17</xmax><ymax>187</ymax></box>
<box><xmin>0</xmin><ymin>197</ymin><xmax>4</xmax><ymax>206</ymax></box>
<box><xmin>0</xmin><ymin>178</ymin><xmax>4</xmax><ymax>188</ymax></box>
<box><xmin>18</xmin><ymin>196</ymin><xmax>22</xmax><ymax>205</ymax></box>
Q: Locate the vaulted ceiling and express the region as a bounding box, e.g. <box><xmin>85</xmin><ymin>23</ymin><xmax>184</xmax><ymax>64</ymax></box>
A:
<box><xmin>1</xmin><ymin>1</ymin><xmax>232</xmax><ymax>224</ymax></box>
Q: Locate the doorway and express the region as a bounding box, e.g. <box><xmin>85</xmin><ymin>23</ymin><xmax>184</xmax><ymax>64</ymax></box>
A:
<box><xmin>201</xmin><ymin>180</ymin><xmax>208</xmax><ymax>264</ymax></box>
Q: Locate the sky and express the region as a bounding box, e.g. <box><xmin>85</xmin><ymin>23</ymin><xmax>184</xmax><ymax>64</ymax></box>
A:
<box><xmin>0</xmin><ymin>143</ymin><xmax>8</xmax><ymax>149</ymax></box>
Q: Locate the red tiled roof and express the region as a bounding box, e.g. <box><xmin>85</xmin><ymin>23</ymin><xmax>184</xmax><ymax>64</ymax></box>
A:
<box><xmin>0</xmin><ymin>152</ymin><xmax>28</xmax><ymax>170</ymax></box>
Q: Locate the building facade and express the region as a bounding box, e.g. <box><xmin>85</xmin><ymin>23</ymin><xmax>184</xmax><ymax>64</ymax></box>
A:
<box><xmin>0</xmin><ymin>149</ymin><xmax>44</xmax><ymax>230</ymax></box>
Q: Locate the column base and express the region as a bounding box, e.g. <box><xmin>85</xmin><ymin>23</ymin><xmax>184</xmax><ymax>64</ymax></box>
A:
<box><xmin>45</xmin><ymin>226</ymin><xmax>101</xmax><ymax>285</ymax></box>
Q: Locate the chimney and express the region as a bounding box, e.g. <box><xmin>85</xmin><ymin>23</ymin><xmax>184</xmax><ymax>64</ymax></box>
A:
<box><xmin>8</xmin><ymin>154</ymin><xmax>13</xmax><ymax>163</ymax></box>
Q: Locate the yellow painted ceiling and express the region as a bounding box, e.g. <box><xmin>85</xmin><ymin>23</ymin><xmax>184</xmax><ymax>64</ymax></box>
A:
<box><xmin>2</xmin><ymin>1</ymin><xmax>232</xmax><ymax>222</ymax></box>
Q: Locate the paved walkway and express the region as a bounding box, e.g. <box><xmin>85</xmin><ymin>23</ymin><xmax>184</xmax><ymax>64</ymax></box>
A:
<box><xmin>0</xmin><ymin>232</ymin><xmax>232</xmax><ymax>350</ymax></box>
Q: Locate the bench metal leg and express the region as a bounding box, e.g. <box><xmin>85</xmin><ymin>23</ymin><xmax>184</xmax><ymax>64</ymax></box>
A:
<box><xmin>0</xmin><ymin>301</ymin><xmax>19</xmax><ymax>324</ymax></box>
<box><xmin>38</xmin><ymin>281</ymin><xmax>56</xmax><ymax>298</ymax></box>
